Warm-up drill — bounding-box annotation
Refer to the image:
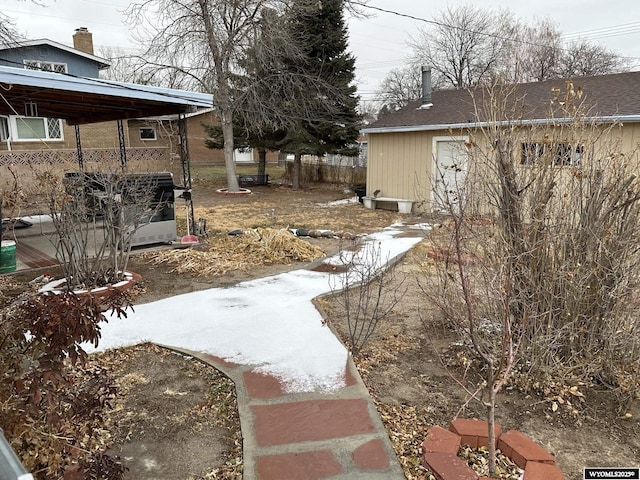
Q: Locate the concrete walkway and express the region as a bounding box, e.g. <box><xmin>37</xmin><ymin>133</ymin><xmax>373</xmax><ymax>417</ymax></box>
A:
<box><xmin>81</xmin><ymin>220</ymin><xmax>429</xmax><ymax>479</ymax></box>
<box><xmin>179</xmin><ymin>348</ymin><xmax>405</xmax><ymax>480</ymax></box>
<box><xmin>165</xmin><ymin>221</ymin><xmax>429</xmax><ymax>480</ymax></box>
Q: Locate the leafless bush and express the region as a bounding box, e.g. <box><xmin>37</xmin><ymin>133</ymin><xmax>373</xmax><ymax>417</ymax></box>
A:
<box><xmin>471</xmin><ymin>85</ymin><xmax>640</xmax><ymax>406</ymax></box>
<box><xmin>421</xmin><ymin>81</ymin><xmax>640</xmax><ymax>473</ymax></box>
<box><xmin>35</xmin><ymin>164</ymin><xmax>166</xmax><ymax>290</ymax></box>
<box><xmin>329</xmin><ymin>239</ymin><xmax>406</xmax><ymax>357</ymax></box>
<box><xmin>425</xmin><ymin>81</ymin><xmax>640</xmax><ymax>427</ymax></box>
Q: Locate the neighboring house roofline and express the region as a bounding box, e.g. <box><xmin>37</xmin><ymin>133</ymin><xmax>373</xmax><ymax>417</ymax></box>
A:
<box><xmin>362</xmin><ymin>115</ymin><xmax>640</xmax><ymax>135</ymax></box>
<box><xmin>142</xmin><ymin>107</ymin><xmax>216</xmax><ymax>122</ymax></box>
<box><xmin>365</xmin><ymin>70</ymin><xmax>640</xmax><ymax>135</ymax></box>
<box><xmin>0</xmin><ymin>39</ymin><xmax>110</xmax><ymax>69</ymax></box>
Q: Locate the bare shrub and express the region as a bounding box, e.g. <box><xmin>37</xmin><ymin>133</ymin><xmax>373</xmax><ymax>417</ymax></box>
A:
<box><xmin>35</xmin><ymin>164</ymin><xmax>168</xmax><ymax>290</ymax></box>
<box><xmin>329</xmin><ymin>240</ymin><xmax>406</xmax><ymax>357</ymax></box>
<box><xmin>422</xmin><ymin>81</ymin><xmax>640</xmax><ymax>473</ymax></box>
<box><xmin>469</xmin><ymin>83</ymin><xmax>640</xmax><ymax>406</ymax></box>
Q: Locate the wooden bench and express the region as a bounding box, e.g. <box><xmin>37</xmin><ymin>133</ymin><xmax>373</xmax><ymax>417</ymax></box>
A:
<box><xmin>363</xmin><ymin>196</ymin><xmax>414</xmax><ymax>214</ymax></box>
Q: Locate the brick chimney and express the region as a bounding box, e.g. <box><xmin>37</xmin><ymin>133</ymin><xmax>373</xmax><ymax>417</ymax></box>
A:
<box><xmin>72</xmin><ymin>27</ymin><xmax>94</xmax><ymax>55</ymax></box>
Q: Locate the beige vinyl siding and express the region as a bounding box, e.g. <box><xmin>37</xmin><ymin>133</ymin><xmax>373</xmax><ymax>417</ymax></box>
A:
<box><xmin>366</xmin><ymin>122</ymin><xmax>640</xmax><ymax>215</ymax></box>
<box><xmin>619</xmin><ymin>123</ymin><xmax>640</xmax><ymax>157</ymax></box>
<box><xmin>366</xmin><ymin>131</ymin><xmax>432</xmax><ymax>209</ymax></box>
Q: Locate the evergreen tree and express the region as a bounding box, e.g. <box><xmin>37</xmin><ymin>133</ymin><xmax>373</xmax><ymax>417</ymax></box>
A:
<box><xmin>280</xmin><ymin>0</ymin><xmax>362</xmax><ymax>189</ymax></box>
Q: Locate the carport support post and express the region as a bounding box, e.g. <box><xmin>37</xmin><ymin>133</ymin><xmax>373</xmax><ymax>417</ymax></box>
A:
<box><xmin>178</xmin><ymin>114</ymin><xmax>195</xmax><ymax>234</ymax></box>
<box><xmin>74</xmin><ymin>125</ymin><xmax>84</xmax><ymax>170</ymax></box>
<box><xmin>117</xmin><ymin>119</ymin><xmax>127</xmax><ymax>169</ymax></box>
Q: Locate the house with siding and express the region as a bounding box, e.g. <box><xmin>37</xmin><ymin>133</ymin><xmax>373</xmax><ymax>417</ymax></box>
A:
<box><xmin>362</xmin><ymin>69</ymin><xmax>640</xmax><ymax>213</ymax></box>
<box><xmin>0</xmin><ymin>28</ymin><xmax>182</xmax><ymax>187</ymax></box>
<box><xmin>0</xmin><ymin>28</ymin><xmax>115</xmax><ymax>150</ymax></box>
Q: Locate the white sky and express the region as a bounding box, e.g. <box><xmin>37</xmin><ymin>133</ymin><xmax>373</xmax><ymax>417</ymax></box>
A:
<box><xmin>4</xmin><ymin>0</ymin><xmax>640</xmax><ymax>103</ymax></box>
<box><xmin>83</xmin><ymin>223</ymin><xmax>428</xmax><ymax>393</ymax></box>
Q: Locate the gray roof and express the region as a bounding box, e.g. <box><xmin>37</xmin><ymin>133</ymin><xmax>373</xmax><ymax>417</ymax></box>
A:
<box><xmin>0</xmin><ymin>65</ymin><xmax>213</xmax><ymax>124</ymax></box>
<box><xmin>364</xmin><ymin>71</ymin><xmax>640</xmax><ymax>134</ymax></box>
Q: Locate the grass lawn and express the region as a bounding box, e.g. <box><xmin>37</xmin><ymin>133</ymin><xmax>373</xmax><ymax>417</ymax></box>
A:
<box><xmin>191</xmin><ymin>163</ymin><xmax>286</xmax><ymax>187</ymax></box>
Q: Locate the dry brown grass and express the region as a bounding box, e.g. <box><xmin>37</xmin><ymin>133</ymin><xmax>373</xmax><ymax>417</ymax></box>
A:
<box><xmin>144</xmin><ymin>228</ymin><xmax>326</xmax><ymax>276</ymax></box>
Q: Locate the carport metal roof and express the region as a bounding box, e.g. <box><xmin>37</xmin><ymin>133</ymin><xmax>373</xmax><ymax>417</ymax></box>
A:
<box><xmin>0</xmin><ymin>65</ymin><xmax>213</xmax><ymax>125</ymax></box>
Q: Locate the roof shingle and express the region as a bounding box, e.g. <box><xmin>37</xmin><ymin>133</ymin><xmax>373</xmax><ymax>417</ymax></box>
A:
<box><xmin>366</xmin><ymin>71</ymin><xmax>640</xmax><ymax>131</ymax></box>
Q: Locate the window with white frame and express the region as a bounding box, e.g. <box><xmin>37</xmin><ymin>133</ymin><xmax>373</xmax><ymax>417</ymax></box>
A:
<box><xmin>4</xmin><ymin>116</ymin><xmax>63</xmax><ymax>141</ymax></box>
<box><xmin>23</xmin><ymin>60</ymin><xmax>67</xmax><ymax>73</ymax></box>
<box><xmin>521</xmin><ymin>142</ymin><xmax>583</xmax><ymax>167</ymax></box>
<box><xmin>139</xmin><ymin>126</ymin><xmax>157</xmax><ymax>140</ymax></box>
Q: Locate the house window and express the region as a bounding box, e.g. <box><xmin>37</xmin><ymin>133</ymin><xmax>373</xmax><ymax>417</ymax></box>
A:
<box><xmin>555</xmin><ymin>143</ymin><xmax>584</xmax><ymax>166</ymax></box>
<box><xmin>9</xmin><ymin>116</ymin><xmax>63</xmax><ymax>141</ymax></box>
<box><xmin>24</xmin><ymin>60</ymin><xmax>67</xmax><ymax>73</ymax></box>
<box><xmin>521</xmin><ymin>142</ymin><xmax>583</xmax><ymax>166</ymax></box>
<box><xmin>521</xmin><ymin>143</ymin><xmax>545</xmax><ymax>165</ymax></box>
<box><xmin>140</xmin><ymin>127</ymin><xmax>157</xmax><ymax>140</ymax></box>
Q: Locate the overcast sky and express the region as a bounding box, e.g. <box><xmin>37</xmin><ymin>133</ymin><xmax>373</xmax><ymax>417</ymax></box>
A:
<box><xmin>4</xmin><ymin>0</ymin><xmax>640</xmax><ymax>102</ymax></box>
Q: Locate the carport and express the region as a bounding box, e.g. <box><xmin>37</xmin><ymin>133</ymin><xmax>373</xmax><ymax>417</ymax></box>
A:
<box><xmin>0</xmin><ymin>65</ymin><xmax>213</xmax><ymax>271</ymax></box>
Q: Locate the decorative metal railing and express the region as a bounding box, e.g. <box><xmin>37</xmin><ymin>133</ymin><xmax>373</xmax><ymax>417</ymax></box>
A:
<box><xmin>0</xmin><ymin>148</ymin><xmax>169</xmax><ymax>167</ymax></box>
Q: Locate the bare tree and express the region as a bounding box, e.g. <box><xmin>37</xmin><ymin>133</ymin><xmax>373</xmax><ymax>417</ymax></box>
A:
<box><xmin>558</xmin><ymin>39</ymin><xmax>630</xmax><ymax>78</ymax></box>
<box><xmin>98</xmin><ymin>46</ymin><xmax>151</xmax><ymax>84</ymax></box>
<box><xmin>357</xmin><ymin>99</ymin><xmax>380</xmax><ymax>125</ymax></box>
<box><xmin>376</xmin><ymin>64</ymin><xmax>422</xmax><ymax>110</ymax></box>
<box><xmin>0</xmin><ymin>11</ymin><xmax>22</xmax><ymax>47</ymax></box>
<box><xmin>409</xmin><ymin>5</ymin><xmax>511</xmax><ymax>89</ymax></box>
<box><xmin>515</xmin><ymin>17</ymin><xmax>564</xmax><ymax>82</ymax></box>
<box><xmin>126</xmin><ymin>0</ymin><xmax>293</xmax><ymax>192</ymax></box>
<box><xmin>408</xmin><ymin>9</ymin><xmax>629</xmax><ymax>90</ymax></box>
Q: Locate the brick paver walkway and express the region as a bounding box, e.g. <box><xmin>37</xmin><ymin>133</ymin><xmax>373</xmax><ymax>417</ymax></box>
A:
<box><xmin>161</xmin><ymin>221</ymin><xmax>430</xmax><ymax>479</ymax></box>
<box><xmin>180</xmin><ymin>350</ymin><xmax>406</xmax><ymax>480</ymax></box>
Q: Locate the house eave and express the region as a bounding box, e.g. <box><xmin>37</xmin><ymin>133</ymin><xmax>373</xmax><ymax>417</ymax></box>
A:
<box><xmin>361</xmin><ymin>115</ymin><xmax>640</xmax><ymax>135</ymax></box>
<box><xmin>0</xmin><ymin>39</ymin><xmax>111</xmax><ymax>69</ymax></box>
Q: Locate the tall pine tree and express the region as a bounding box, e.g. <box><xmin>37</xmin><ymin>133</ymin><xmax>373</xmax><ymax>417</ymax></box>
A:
<box><xmin>280</xmin><ymin>0</ymin><xmax>362</xmax><ymax>189</ymax></box>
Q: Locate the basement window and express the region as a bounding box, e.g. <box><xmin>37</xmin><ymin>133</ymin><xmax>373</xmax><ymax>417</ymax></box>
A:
<box><xmin>140</xmin><ymin>127</ymin><xmax>157</xmax><ymax>140</ymax></box>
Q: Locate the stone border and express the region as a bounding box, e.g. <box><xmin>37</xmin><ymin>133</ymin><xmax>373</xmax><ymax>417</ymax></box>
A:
<box><xmin>422</xmin><ymin>418</ymin><xmax>563</xmax><ymax>480</ymax></box>
<box><xmin>215</xmin><ymin>187</ymin><xmax>252</xmax><ymax>195</ymax></box>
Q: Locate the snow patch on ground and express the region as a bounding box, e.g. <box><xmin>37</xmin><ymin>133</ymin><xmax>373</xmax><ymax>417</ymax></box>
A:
<box><xmin>86</xmin><ymin>222</ymin><xmax>428</xmax><ymax>393</ymax></box>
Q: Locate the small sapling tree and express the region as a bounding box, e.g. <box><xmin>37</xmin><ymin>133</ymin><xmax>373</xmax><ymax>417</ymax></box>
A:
<box><xmin>330</xmin><ymin>239</ymin><xmax>406</xmax><ymax>357</ymax></box>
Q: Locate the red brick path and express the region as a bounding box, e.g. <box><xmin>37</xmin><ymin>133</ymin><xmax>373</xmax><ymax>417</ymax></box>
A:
<box><xmin>186</xmin><ymin>350</ymin><xmax>405</xmax><ymax>480</ymax></box>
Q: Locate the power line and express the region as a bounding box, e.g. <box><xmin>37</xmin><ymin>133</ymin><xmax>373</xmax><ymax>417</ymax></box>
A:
<box><xmin>350</xmin><ymin>1</ymin><xmax>640</xmax><ymax>62</ymax></box>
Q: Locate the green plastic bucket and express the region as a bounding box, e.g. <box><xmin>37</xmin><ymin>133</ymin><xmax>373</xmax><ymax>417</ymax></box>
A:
<box><xmin>0</xmin><ymin>240</ymin><xmax>16</xmax><ymax>273</ymax></box>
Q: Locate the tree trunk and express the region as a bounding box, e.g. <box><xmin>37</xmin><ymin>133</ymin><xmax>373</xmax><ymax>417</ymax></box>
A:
<box><xmin>487</xmin><ymin>385</ymin><xmax>498</xmax><ymax>477</ymax></box>
<box><xmin>258</xmin><ymin>149</ymin><xmax>267</xmax><ymax>178</ymax></box>
<box><xmin>221</xmin><ymin>107</ymin><xmax>240</xmax><ymax>192</ymax></box>
<box><xmin>292</xmin><ymin>153</ymin><xmax>302</xmax><ymax>190</ymax></box>
<box><xmin>316</xmin><ymin>155</ymin><xmax>323</xmax><ymax>183</ymax></box>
